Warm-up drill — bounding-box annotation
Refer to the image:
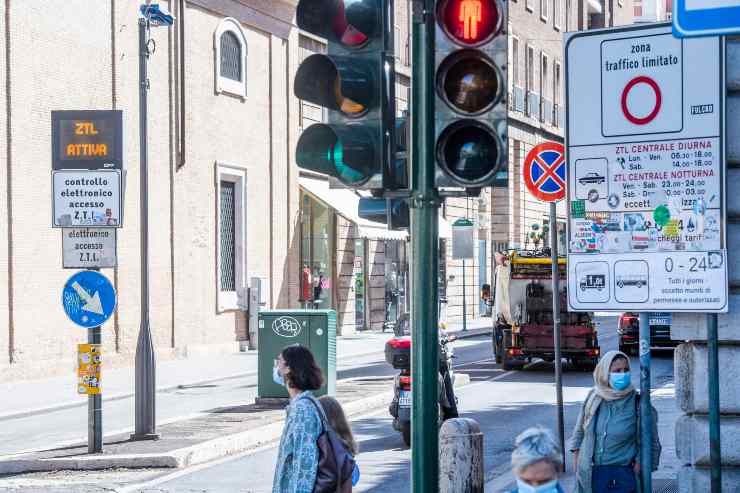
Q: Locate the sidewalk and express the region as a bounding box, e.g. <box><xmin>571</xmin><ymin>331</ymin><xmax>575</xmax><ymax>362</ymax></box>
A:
<box><xmin>484</xmin><ymin>382</ymin><xmax>681</xmax><ymax>492</ymax></box>
<box><xmin>0</xmin><ymin>317</ymin><xmax>491</xmax><ymax>422</ymax></box>
<box><xmin>0</xmin><ymin>372</ymin><xmax>473</xmax><ymax>475</ymax></box>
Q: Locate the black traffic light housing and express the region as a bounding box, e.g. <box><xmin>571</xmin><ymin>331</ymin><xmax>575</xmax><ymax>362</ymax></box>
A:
<box><xmin>434</xmin><ymin>0</ymin><xmax>508</xmax><ymax>192</ymax></box>
<box><xmin>294</xmin><ymin>0</ymin><xmax>396</xmax><ymax>190</ymax></box>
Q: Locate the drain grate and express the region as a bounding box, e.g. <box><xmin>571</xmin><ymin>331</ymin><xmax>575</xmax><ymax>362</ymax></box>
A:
<box><xmin>653</xmin><ymin>478</ymin><xmax>679</xmax><ymax>493</ymax></box>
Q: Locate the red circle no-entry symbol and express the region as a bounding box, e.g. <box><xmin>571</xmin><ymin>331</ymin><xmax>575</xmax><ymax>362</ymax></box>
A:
<box><xmin>620</xmin><ymin>76</ymin><xmax>662</xmax><ymax>125</ymax></box>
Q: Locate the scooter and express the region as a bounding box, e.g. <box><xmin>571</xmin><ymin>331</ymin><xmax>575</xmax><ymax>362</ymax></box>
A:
<box><xmin>385</xmin><ymin>320</ymin><xmax>459</xmax><ymax>447</ymax></box>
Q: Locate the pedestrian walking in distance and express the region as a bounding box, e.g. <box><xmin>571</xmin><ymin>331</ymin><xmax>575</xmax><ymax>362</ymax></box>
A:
<box><xmin>510</xmin><ymin>426</ymin><xmax>565</xmax><ymax>493</ymax></box>
<box><xmin>569</xmin><ymin>350</ymin><xmax>661</xmax><ymax>493</ymax></box>
<box><xmin>318</xmin><ymin>395</ymin><xmax>361</xmax><ymax>488</ymax></box>
<box><xmin>272</xmin><ymin>345</ymin><xmax>324</xmax><ymax>493</ymax></box>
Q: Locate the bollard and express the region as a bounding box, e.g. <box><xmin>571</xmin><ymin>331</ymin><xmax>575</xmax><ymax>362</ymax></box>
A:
<box><xmin>439</xmin><ymin>418</ymin><xmax>484</xmax><ymax>493</ymax></box>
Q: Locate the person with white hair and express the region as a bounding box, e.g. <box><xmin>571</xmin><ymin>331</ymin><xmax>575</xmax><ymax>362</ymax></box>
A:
<box><xmin>510</xmin><ymin>426</ymin><xmax>564</xmax><ymax>493</ymax></box>
<box><xmin>569</xmin><ymin>350</ymin><xmax>661</xmax><ymax>493</ymax></box>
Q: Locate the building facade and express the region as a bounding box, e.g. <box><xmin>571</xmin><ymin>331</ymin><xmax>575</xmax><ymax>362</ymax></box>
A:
<box><xmin>0</xmin><ymin>0</ymin><xmax>303</xmax><ymax>381</ymax></box>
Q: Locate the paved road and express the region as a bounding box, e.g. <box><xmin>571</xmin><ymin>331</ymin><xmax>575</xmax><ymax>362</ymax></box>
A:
<box><xmin>98</xmin><ymin>316</ymin><xmax>673</xmax><ymax>493</ymax></box>
<box><xmin>0</xmin><ymin>316</ymin><xmax>676</xmax><ymax>493</ymax></box>
<box><xmin>0</xmin><ymin>335</ymin><xmax>490</xmax><ymax>456</ymax></box>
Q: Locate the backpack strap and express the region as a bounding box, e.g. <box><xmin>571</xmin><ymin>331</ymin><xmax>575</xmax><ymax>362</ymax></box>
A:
<box><xmin>299</xmin><ymin>394</ymin><xmax>328</xmax><ymax>433</ymax></box>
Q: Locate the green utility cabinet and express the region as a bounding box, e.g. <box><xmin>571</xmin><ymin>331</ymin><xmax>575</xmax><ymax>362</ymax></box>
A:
<box><xmin>257</xmin><ymin>310</ymin><xmax>336</xmax><ymax>399</ymax></box>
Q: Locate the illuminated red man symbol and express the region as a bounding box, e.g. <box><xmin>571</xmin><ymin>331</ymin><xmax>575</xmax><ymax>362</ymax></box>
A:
<box><xmin>459</xmin><ymin>0</ymin><xmax>482</xmax><ymax>41</ymax></box>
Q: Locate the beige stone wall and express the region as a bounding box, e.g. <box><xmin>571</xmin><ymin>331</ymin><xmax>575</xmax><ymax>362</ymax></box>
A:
<box><xmin>0</xmin><ymin>0</ymin><xmax>10</xmax><ymax>371</ymax></box>
<box><xmin>0</xmin><ymin>0</ymin><xmax>300</xmax><ymax>381</ymax></box>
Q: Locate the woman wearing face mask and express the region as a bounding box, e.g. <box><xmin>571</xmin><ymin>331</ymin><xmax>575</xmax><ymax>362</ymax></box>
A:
<box><xmin>569</xmin><ymin>350</ymin><xmax>661</xmax><ymax>493</ymax></box>
<box><xmin>510</xmin><ymin>426</ymin><xmax>564</xmax><ymax>493</ymax></box>
<box><xmin>272</xmin><ymin>345</ymin><xmax>324</xmax><ymax>493</ymax></box>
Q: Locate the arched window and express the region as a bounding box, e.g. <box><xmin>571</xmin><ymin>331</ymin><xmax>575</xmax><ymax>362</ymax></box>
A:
<box><xmin>220</xmin><ymin>31</ymin><xmax>242</xmax><ymax>81</ymax></box>
<box><xmin>214</xmin><ymin>18</ymin><xmax>248</xmax><ymax>98</ymax></box>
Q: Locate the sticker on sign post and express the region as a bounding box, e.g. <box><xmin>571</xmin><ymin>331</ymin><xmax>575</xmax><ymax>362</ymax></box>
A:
<box><xmin>565</xmin><ymin>23</ymin><xmax>727</xmax><ymax>313</ymax></box>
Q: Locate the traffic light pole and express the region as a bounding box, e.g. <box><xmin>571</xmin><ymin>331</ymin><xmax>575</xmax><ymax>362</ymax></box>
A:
<box><xmin>410</xmin><ymin>1</ymin><xmax>440</xmax><ymax>492</ymax></box>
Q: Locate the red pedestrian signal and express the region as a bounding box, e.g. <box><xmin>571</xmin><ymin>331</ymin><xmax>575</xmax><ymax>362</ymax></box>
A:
<box><xmin>438</xmin><ymin>0</ymin><xmax>502</xmax><ymax>47</ymax></box>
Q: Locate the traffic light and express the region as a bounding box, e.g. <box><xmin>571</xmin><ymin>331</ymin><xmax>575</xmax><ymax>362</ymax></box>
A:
<box><xmin>294</xmin><ymin>0</ymin><xmax>396</xmax><ymax>190</ymax></box>
<box><xmin>358</xmin><ymin>197</ymin><xmax>410</xmax><ymax>229</ymax></box>
<box><xmin>357</xmin><ymin>116</ymin><xmax>409</xmax><ymax>230</ymax></box>
<box><xmin>434</xmin><ymin>0</ymin><xmax>508</xmax><ymax>191</ymax></box>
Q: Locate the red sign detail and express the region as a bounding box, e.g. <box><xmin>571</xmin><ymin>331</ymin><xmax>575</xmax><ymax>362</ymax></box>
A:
<box><xmin>523</xmin><ymin>142</ymin><xmax>566</xmax><ymax>203</ymax></box>
<box><xmin>459</xmin><ymin>0</ymin><xmax>482</xmax><ymax>41</ymax></box>
<box><xmin>620</xmin><ymin>76</ymin><xmax>662</xmax><ymax>125</ymax></box>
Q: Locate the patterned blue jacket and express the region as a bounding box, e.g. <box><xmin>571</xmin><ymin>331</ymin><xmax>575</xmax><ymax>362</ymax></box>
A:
<box><xmin>272</xmin><ymin>391</ymin><xmax>322</xmax><ymax>493</ymax></box>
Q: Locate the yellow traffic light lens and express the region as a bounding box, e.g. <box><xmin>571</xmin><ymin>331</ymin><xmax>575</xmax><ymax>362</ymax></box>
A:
<box><xmin>438</xmin><ymin>0</ymin><xmax>502</xmax><ymax>47</ymax></box>
<box><xmin>438</xmin><ymin>51</ymin><xmax>500</xmax><ymax>115</ymax></box>
<box><xmin>437</xmin><ymin>120</ymin><xmax>502</xmax><ymax>185</ymax></box>
<box><xmin>334</xmin><ymin>76</ymin><xmax>366</xmax><ymax>115</ymax></box>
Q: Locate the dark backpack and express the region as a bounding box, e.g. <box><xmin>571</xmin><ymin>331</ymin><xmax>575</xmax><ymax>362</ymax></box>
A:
<box><xmin>302</xmin><ymin>396</ymin><xmax>356</xmax><ymax>493</ymax></box>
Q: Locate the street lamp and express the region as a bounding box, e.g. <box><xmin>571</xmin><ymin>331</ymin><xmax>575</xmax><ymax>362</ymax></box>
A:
<box><xmin>131</xmin><ymin>3</ymin><xmax>174</xmax><ymax>441</ymax></box>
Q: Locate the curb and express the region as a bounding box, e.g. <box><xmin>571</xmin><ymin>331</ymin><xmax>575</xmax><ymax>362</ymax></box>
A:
<box><xmin>0</xmin><ymin>390</ymin><xmax>394</xmax><ymax>475</ymax></box>
<box><xmin>0</xmin><ymin>347</ymin><xmax>388</xmax><ymax>423</ymax></box>
<box><xmin>0</xmin><ymin>374</ymin><xmax>473</xmax><ymax>474</ymax></box>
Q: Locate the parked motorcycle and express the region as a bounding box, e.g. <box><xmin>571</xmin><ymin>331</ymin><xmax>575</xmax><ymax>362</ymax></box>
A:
<box><xmin>385</xmin><ymin>319</ymin><xmax>459</xmax><ymax>446</ymax></box>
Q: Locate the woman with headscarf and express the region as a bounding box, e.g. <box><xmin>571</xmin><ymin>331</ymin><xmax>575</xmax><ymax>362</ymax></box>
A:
<box><xmin>569</xmin><ymin>350</ymin><xmax>661</xmax><ymax>493</ymax></box>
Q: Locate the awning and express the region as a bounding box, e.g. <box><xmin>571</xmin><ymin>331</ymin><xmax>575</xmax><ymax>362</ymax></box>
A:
<box><xmin>299</xmin><ymin>176</ymin><xmax>408</xmax><ymax>241</ymax></box>
<box><xmin>299</xmin><ymin>176</ymin><xmax>453</xmax><ymax>241</ymax></box>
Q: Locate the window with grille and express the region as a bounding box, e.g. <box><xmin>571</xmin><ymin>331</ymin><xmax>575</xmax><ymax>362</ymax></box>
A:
<box><xmin>220</xmin><ymin>32</ymin><xmax>242</xmax><ymax>81</ymax></box>
<box><xmin>215</xmin><ymin>18</ymin><xmax>248</xmax><ymax>98</ymax></box>
<box><xmin>220</xmin><ymin>181</ymin><xmax>237</xmax><ymax>292</ymax></box>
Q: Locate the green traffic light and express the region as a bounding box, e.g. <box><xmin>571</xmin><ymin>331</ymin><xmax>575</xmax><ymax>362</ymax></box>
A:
<box><xmin>296</xmin><ymin>124</ymin><xmax>376</xmax><ymax>187</ymax></box>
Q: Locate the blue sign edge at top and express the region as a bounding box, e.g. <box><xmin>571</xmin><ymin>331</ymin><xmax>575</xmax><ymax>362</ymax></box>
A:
<box><xmin>673</xmin><ymin>0</ymin><xmax>740</xmax><ymax>37</ymax></box>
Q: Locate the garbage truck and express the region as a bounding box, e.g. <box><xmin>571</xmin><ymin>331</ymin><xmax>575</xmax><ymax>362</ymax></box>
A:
<box><xmin>492</xmin><ymin>250</ymin><xmax>600</xmax><ymax>371</ymax></box>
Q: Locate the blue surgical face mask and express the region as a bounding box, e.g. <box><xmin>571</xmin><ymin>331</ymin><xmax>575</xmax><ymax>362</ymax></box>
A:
<box><xmin>609</xmin><ymin>371</ymin><xmax>631</xmax><ymax>391</ymax></box>
<box><xmin>516</xmin><ymin>478</ymin><xmax>559</xmax><ymax>493</ymax></box>
<box><xmin>273</xmin><ymin>366</ymin><xmax>285</xmax><ymax>387</ymax></box>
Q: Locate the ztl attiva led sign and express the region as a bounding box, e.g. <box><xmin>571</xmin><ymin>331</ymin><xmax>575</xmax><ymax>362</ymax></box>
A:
<box><xmin>52</xmin><ymin>110</ymin><xmax>123</xmax><ymax>170</ymax></box>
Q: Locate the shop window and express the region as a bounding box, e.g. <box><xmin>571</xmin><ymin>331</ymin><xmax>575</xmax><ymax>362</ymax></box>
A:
<box><xmin>299</xmin><ymin>192</ymin><xmax>335</xmax><ymax>309</ymax></box>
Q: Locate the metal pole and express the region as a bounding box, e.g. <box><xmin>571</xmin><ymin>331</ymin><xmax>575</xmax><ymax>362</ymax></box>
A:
<box><xmin>638</xmin><ymin>312</ymin><xmax>652</xmax><ymax>492</ymax></box>
<box><xmin>707</xmin><ymin>313</ymin><xmax>722</xmax><ymax>492</ymax></box>
<box><xmin>462</xmin><ymin>259</ymin><xmax>467</xmax><ymax>331</ymax></box>
<box><xmin>411</xmin><ymin>0</ymin><xmax>440</xmax><ymax>491</ymax></box>
<box><xmin>549</xmin><ymin>203</ymin><xmax>565</xmax><ymax>472</ymax></box>
<box><xmin>88</xmin><ymin>325</ymin><xmax>102</xmax><ymax>453</ymax></box>
<box><xmin>132</xmin><ymin>18</ymin><xmax>159</xmax><ymax>440</ymax></box>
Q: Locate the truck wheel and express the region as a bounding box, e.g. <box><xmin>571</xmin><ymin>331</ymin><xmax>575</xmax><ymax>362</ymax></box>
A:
<box><xmin>401</xmin><ymin>421</ymin><xmax>411</xmax><ymax>447</ymax></box>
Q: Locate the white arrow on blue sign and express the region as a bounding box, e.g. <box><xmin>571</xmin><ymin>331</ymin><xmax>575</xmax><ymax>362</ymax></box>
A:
<box><xmin>673</xmin><ymin>0</ymin><xmax>740</xmax><ymax>37</ymax></box>
<box><xmin>62</xmin><ymin>271</ymin><xmax>117</xmax><ymax>328</ymax></box>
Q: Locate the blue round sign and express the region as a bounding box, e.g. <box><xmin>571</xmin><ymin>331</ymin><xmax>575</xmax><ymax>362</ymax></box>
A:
<box><xmin>62</xmin><ymin>271</ymin><xmax>117</xmax><ymax>328</ymax></box>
